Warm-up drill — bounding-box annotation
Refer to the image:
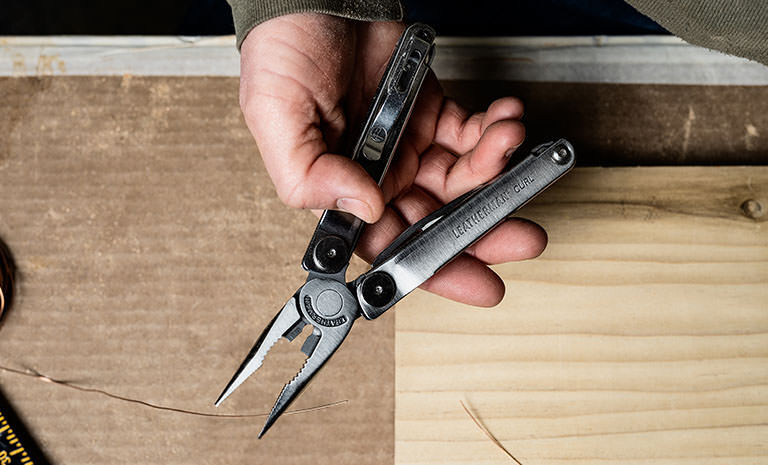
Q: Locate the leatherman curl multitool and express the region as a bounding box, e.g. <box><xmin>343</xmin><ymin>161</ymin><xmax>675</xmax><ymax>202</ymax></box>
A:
<box><xmin>215</xmin><ymin>23</ymin><xmax>575</xmax><ymax>437</ymax></box>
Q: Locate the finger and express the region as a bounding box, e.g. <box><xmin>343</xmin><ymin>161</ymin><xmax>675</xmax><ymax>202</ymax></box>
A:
<box><xmin>434</xmin><ymin>97</ymin><xmax>524</xmax><ymax>155</ymax></box>
<box><xmin>421</xmin><ymin>255</ymin><xmax>505</xmax><ymax>307</ymax></box>
<box><xmin>414</xmin><ymin>120</ymin><xmax>525</xmax><ymax>203</ymax></box>
<box><xmin>355</xmin><ymin>207</ymin><xmax>407</xmax><ymax>263</ymax></box>
<box><xmin>411</xmin><ymin>144</ymin><xmax>457</xmax><ymax>202</ymax></box>
<box><xmin>466</xmin><ymin>218</ymin><xmax>548</xmax><ymax>264</ymax></box>
<box><xmin>392</xmin><ymin>184</ymin><xmax>441</xmax><ymax>223</ymax></box>
<box><xmin>282</xmin><ymin>152</ymin><xmax>386</xmax><ymax>223</ymax></box>
<box><xmin>444</xmin><ymin>119</ymin><xmax>525</xmax><ymax>199</ymax></box>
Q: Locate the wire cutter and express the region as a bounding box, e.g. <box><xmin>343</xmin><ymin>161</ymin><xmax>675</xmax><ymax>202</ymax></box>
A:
<box><xmin>215</xmin><ymin>23</ymin><xmax>576</xmax><ymax>437</ymax></box>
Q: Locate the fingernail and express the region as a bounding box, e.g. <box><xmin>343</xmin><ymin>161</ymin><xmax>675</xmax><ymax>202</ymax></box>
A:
<box><xmin>504</xmin><ymin>147</ymin><xmax>516</xmax><ymax>159</ymax></box>
<box><xmin>336</xmin><ymin>198</ymin><xmax>373</xmax><ymax>223</ymax></box>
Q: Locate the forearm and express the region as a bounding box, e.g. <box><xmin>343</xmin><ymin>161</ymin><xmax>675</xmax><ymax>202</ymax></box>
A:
<box><xmin>626</xmin><ymin>0</ymin><xmax>768</xmax><ymax>66</ymax></box>
<box><xmin>227</xmin><ymin>0</ymin><xmax>403</xmax><ymax>49</ymax></box>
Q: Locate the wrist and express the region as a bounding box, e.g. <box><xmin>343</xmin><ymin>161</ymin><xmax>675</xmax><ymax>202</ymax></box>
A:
<box><xmin>229</xmin><ymin>0</ymin><xmax>403</xmax><ymax>51</ymax></box>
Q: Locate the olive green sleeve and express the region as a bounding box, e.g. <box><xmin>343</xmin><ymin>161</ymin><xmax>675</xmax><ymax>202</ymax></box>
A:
<box><xmin>625</xmin><ymin>0</ymin><xmax>768</xmax><ymax>66</ymax></box>
<box><xmin>226</xmin><ymin>0</ymin><xmax>404</xmax><ymax>50</ymax></box>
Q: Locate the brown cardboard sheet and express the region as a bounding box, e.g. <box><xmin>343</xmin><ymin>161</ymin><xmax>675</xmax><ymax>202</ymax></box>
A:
<box><xmin>0</xmin><ymin>76</ymin><xmax>393</xmax><ymax>464</ymax></box>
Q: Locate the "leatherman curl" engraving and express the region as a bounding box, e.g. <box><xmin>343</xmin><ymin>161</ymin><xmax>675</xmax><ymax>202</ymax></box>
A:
<box><xmin>513</xmin><ymin>175</ymin><xmax>535</xmax><ymax>193</ymax></box>
<box><xmin>451</xmin><ymin>189</ymin><xmax>512</xmax><ymax>238</ymax></box>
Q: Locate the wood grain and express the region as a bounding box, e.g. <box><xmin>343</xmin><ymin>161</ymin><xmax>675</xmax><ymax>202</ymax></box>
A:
<box><xmin>395</xmin><ymin>167</ymin><xmax>768</xmax><ymax>465</ymax></box>
<box><xmin>442</xmin><ymin>82</ymin><xmax>768</xmax><ymax>166</ymax></box>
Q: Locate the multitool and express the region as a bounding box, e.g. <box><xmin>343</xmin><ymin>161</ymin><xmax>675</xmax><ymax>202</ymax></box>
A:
<box><xmin>215</xmin><ymin>23</ymin><xmax>575</xmax><ymax>437</ymax></box>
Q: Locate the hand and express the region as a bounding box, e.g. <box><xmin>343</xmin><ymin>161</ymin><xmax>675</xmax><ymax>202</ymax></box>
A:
<box><xmin>239</xmin><ymin>14</ymin><xmax>547</xmax><ymax>306</ymax></box>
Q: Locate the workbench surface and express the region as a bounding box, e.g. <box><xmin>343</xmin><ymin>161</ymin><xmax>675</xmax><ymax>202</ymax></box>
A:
<box><xmin>0</xmin><ymin>70</ymin><xmax>766</xmax><ymax>464</ymax></box>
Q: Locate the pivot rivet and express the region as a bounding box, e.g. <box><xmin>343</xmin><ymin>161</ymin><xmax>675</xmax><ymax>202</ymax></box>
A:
<box><xmin>361</xmin><ymin>272</ymin><xmax>396</xmax><ymax>308</ymax></box>
<box><xmin>313</xmin><ymin>236</ymin><xmax>347</xmax><ymax>273</ymax></box>
<box><xmin>551</xmin><ymin>146</ymin><xmax>570</xmax><ymax>165</ymax></box>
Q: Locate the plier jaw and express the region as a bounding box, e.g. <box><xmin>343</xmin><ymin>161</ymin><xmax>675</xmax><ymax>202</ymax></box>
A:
<box><xmin>215</xmin><ymin>278</ymin><xmax>359</xmax><ymax>437</ymax></box>
<box><xmin>213</xmin><ymin>297</ymin><xmax>304</xmax><ymax>409</ymax></box>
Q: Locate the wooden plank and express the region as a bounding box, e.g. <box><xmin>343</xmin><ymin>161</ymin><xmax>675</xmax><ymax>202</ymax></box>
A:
<box><xmin>2</xmin><ymin>36</ymin><xmax>768</xmax><ymax>85</ymax></box>
<box><xmin>395</xmin><ymin>167</ymin><xmax>768</xmax><ymax>465</ymax></box>
<box><xmin>442</xmin><ymin>82</ymin><xmax>768</xmax><ymax>166</ymax></box>
<box><xmin>2</xmin><ymin>38</ymin><xmax>766</xmax><ymax>165</ymax></box>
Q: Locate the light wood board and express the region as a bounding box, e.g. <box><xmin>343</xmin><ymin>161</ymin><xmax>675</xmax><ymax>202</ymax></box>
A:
<box><xmin>3</xmin><ymin>36</ymin><xmax>768</xmax><ymax>85</ymax></box>
<box><xmin>395</xmin><ymin>167</ymin><xmax>768</xmax><ymax>465</ymax></box>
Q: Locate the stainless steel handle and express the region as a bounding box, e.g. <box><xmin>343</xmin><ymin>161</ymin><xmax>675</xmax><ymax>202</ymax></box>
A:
<box><xmin>301</xmin><ymin>23</ymin><xmax>436</xmax><ymax>278</ymax></box>
<box><xmin>356</xmin><ymin>139</ymin><xmax>576</xmax><ymax>319</ymax></box>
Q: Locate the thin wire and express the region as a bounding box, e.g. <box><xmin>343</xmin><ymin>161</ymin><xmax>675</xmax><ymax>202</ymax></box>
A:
<box><xmin>460</xmin><ymin>400</ymin><xmax>524</xmax><ymax>465</ymax></box>
<box><xmin>0</xmin><ymin>364</ymin><xmax>347</xmax><ymax>419</ymax></box>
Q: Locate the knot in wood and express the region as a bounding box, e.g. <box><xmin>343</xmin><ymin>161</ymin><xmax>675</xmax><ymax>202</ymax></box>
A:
<box><xmin>741</xmin><ymin>199</ymin><xmax>764</xmax><ymax>220</ymax></box>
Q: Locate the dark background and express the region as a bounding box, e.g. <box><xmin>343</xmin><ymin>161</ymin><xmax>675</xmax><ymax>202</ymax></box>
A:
<box><xmin>0</xmin><ymin>0</ymin><xmax>666</xmax><ymax>36</ymax></box>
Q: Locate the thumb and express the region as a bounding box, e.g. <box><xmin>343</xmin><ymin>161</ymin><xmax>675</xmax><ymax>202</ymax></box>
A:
<box><xmin>271</xmin><ymin>152</ymin><xmax>386</xmax><ymax>224</ymax></box>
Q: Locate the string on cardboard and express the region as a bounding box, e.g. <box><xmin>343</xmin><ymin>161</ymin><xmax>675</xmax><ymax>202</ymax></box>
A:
<box><xmin>0</xmin><ymin>364</ymin><xmax>347</xmax><ymax>419</ymax></box>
